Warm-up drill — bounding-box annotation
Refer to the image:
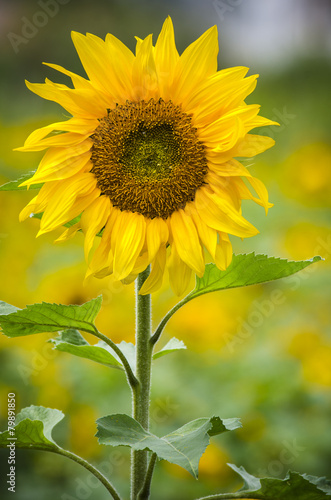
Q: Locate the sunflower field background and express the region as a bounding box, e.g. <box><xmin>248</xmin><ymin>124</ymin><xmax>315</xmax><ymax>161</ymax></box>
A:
<box><xmin>0</xmin><ymin>0</ymin><xmax>330</xmax><ymax>499</ymax></box>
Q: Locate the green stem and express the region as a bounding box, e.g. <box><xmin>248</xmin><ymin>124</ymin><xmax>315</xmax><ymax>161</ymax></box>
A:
<box><xmin>131</xmin><ymin>266</ymin><xmax>153</xmax><ymax>500</ymax></box>
<box><xmin>150</xmin><ymin>292</ymin><xmax>193</xmax><ymax>346</ymax></box>
<box><xmin>137</xmin><ymin>452</ymin><xmax>157</xmax><ymax>500</ymax></box>
<box><xmin>195</xmin><ymin>495</ymin><xmax>263</xmax><ymax>500</ymax></box>
<box><xmin>92</xmin><ymin>326</ymin><xmax>139</xmax><ymax>390</ymax></box>
<box><xmin>28</xmin><ymin>446</ymin><xmax>122</xmax><ymax>500</ymax></box>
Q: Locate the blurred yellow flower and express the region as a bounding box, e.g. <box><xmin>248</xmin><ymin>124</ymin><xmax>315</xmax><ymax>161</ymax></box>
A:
<box><xmin>280</xmin><ymin>142</ymin><xmax>331</xmax><ymax>207</ymax></box>
<box><xmin>18</xmin><ymin>17</ymin><xmax>276</xmax><ymax>295</ymax></box>
<box><xmin>303</xmin><ymin>346</ymin><xmax>331</xmax><ymax>387</ymax></box>
<box><xmin>237</xmin><ymin>412</ymin><xmax>266</xmax><ymax>442</ymax></box>
<box><xmin>289</xmin><ymin>331</ymin><xmax>331</xmax><ymax>387</ymax></box>
<box><xmin>284</xmin><ymin>222</ymin><xmax>331</xmax><ymax>262</ymax></box>
<box><xmin>171</xmin><ymin>288</ymin><xmax>254</xmax><ymax>351</ymax></box>
<box><xmin>198</xmin><ymin>443</ymin><xmax>231</xmax><ymax>481</ymax></box>
<box><xmin>70</xmin><ymin>404</ymin><xmax>102</xmax><ymax>458</ymax></box>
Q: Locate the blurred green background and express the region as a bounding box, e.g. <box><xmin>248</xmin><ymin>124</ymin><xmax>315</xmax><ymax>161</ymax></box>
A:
<box><xmin>0</xmin><ymin>0</ymin><xmax>330</xmax><ymax>499</ymax></box>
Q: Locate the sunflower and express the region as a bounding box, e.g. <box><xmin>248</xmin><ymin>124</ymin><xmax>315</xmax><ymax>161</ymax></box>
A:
<box><xmin>17</xmin><ymin>17</ymin><xmax>277</xmax><ymax>295</ymax></box>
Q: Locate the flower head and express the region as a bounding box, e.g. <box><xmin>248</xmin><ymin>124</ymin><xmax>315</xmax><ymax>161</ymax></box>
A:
<box><xmin>18</xmin><ymin>17</ymin><xmax>277</xmax><ymax>295</ymax></box>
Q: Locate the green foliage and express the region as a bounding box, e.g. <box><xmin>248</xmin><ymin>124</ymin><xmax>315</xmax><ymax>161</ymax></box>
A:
<box><xmin>50</xmin><ymin>329</ymin><xmax>125</xmax><ymax>369</ymax></box>
<box><xmin>51</xmin><ymin>330</ymin><xmax>185</xmax><ymax>370</ymax></box>
<box><xmin>0</xmin><ymin>171</ymin><xmax>41</xmax><ymax>191</ymax></box>
<box><xmin>0</xmin><ymin>301</ymin><xmax>19</xmax><ymax>315</ymax></box>
<box><xmin>153</xmin><ymin>337</ymin><xmax>186</xmax><ymax>360</ymax></box>
<box><xmin>218</xmin><ymin>464</ymin><xmax>331</xmax><ymax>499</ymax></box>
<box><xmin>96</xmin><ymin>414</ymin><xmax>241</xmax><ymax>478</ymax></box>
<box><xmin>0</xmin><ymin>405</ymin><xmax>63</xmax><ymax>451</ymax></box>
<box><xmin>189</xmin><ymin>254</ymin><xmax>322</xmax><ymax>298</ymax></box>
<box><xmin>0</xmin><ymin>297</ymin><xmax>102</xmax><ymax>337</ymax></box>
<box><xmin>151</xmin><ymin>253</ymin><xmax>323</xmax><ymax>346</ymax></box>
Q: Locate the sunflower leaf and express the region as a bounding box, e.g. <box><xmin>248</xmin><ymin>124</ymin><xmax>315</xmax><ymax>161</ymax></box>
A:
<box><xmin>50</xmin><ymin>331</ymin><xmax>186</xmax><ymax>369</ymax></box>
<box><xmin>0</xmin><ymin>405</ymin><xmax>63</xmax><ymax>451</ymax></box>
<box><xmin>151</xmin><ymin>253</ymin><xmax>323</xmax><ymax>346</ymax></box>
<box><xmin>96</xmin><ymin>414</ymin><xmax>241</xmax><ymax>478</ymax></box>
<box><xmin>0</xmin><ymin>301</ymin><xmax>20</xmax><ymax>315</ymax></box>
<box><xmin>50</xmin><ymin>329</ymin><xmax>130</xmax><ymax>370</ymax></box>
<box><xmin>153</xmin><ymin>337</ymin><xmax>187</xmax><ymax>360</ymax></box>
<box><xmin>212</xmin><ymin>464</ymin><xmax>331</xmax><ymax>500</ymax></box>
<box><xmin>190</xmin><ymin>253</ymin><xmax>322</xmax><ymax>298</ymax></box>
<box><xmin>0</xmin><ymin>297</ymin><xmax>102</xmax><ymax>337</ymax></box>
<box><xmin>0</xmin><ymin>171</ymin><xmax>41</xmax><ymax>191</ymax></box>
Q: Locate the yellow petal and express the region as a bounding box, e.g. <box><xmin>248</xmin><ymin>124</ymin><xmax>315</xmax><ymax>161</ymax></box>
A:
<box><xmin>172</xmin><ymin>25</ymin><xmax>218</xmax><ymax>103</ymax></box>
<box><xmin>168</xmin><ymin>243</ymin><xmax>192</xmax><ymax>296</ymax></box>
<box><xmin>86</xmin><ymin>209</ymin><xmax>117</xmax><ymax>278</ymax></box>
<box><xmin>55</xmin><ymin>222</ymin><xmax>81</xmax><ymax>243</ymax></box>
<box><xmin>129</xmin><ymin>251</ymin><xmax>150</xmax><ymax>276</ymax></box>
<box><xmin>25</xmin><ymin>80</ymin><xmax>108</xmax><ymax>118</ymax></box>
<box><xmin>199</xmin><ymin>116</ymin><xmax>245</xmax><ymax>152</ymax></box>
<box><xmin>233</xmin><ymin>177</ymin><xmax>273</xmax><ymax>214</ymax></box>
<box><xmin>140</xmin><ymin>245</ymin><xmax>167</xmax><ymax>295</ymax></box>
<box><xmin>247</xmin><ymin>115</ymin><xmax>280</xmax><ymax>131</ymax></box>
<box><xmin>187</xmin><ymin>203</ymin><xmax>218</xmax><ymax>260</ymax></box>
<box><xmin>43</xmin><ymin>62</ymin><xmax>92</xmax><ymax>90</ymax></box>
<box><xmin>146</xmin><ymin>217</ymin><xmax>169</xmax><ymax>261</ymax></box>
<box><xmin>154</xmin><ymin>17</ymin><xmax>179</xmax><ymax>99</ymax></box>
<box><xmin>17</xmin><ymin>125</ymin><xmax>92</xmax><ymax>152</ymax></box>
<box><xmin>201</xmin><ymin>105</ymin><xmax>261</xmax><ymax>149</ymax></box>
<box><xmin>112</xmin><ymin>211</ymin><xmax>147</xmax><ymax>280</ymax></box>
<box><xmin>195</xmin><ymin>188</ymin><xmax>258</xmax><ymax>238</ymax></box>
<box><xmin>215</xmin><ymin>232</ymin><xmax>233</xmax><ymax>270</ymax></box>
<box><xmin>80</xmin><ymin>196</ymin><xmax>111</xmax><ymax>260</ymax></box>
<box><xmin>19</xmin><ymin>181</ymin><xmax>58</xmax><ymax>221</ymax></box>
<box><xmin>185</xmin><ymin>66</ymin><xmax>249</xmax><ymax>113</ymax></box>
<box><xmin>105</xmin><ymin>33</ymin><xmax>135</xmax><ymax>102</ymax></box>
<box><xmin>207</xmin><ymin>158</ymin><xmax>251</xmax><ymax>177</ymax></box>
<box><xmin>132</xmin><ymin>34</ymin><xmax>159</xmax><ymax>100</ymax></box>
<box><xmin>71</xmin><ymin>32</ymin><xmax>115</xmax><ymax>98</ymax></box>
<box><xmin>21</xmin><ymin>150</ymin><xmax>91</xmax><ymax>186</ymax></box>
<box><xmin>235</xmin><ymin>134</ymin><xmax>275</xmax><ymax>157</ymax></box>
<box><xmin>19</xmin><ymin>196</ymin><xmax>40</xmax><ymax>221</ymax></box>
<box><xmin>39</xmin><ymin>189</ymin><xmax>99</xmax><ymax>237</ymax></box>
<box><xmin>187</xmin><ymin>72</ymin><xmax>257</xmax><ymax>125</ymax></box>
<box><xmin>220</xmin><ymin>75</ymin><xmax>258</xmax><ymax>113</ymax></box>
<box><xmin>170</xmin><ymin>209</ymin><xmax>205</xmax><ymax>276</ymax></box>
<box><xmin>15</xmin><ymin>118</ymin><xmax>98</xmax><ymax>152</ymax></box>
<box><xmin>38</xmin><ymin>174</ymin><xmax>99</xmax><ymax>234</ymax></box>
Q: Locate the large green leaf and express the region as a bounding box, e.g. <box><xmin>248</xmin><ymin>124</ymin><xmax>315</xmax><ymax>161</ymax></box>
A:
<box><xmin>218</xmin><ymin>464</ymin><xmax>331</xmax><ymax>499</ymax></box>
<box><xmin>151</xmin><ymin>254</ymin><xmax>323</xmax><ymax>346</ymax></box>
<box><xmin>51</xmin><ymin>329</ymin><xmax>132</xmax><ymax>370</ymax></box>
<box><xmin>189</xmin><ymin>254</ymin><xmax>322</xmax><ymax>299</ymax></box>
<box><xmin>0</xmin><ymin>171</ymin><xmax>41</xmax><ymax>191</ymax></box>
<box><xmin>0</xmin><ymin>405</ymin><xmax>63</xmax><ymax>451</ymax></box>
<box><xmin>0</xmin><ymin>297</ymin><xmax>102</xmax><ymax>337</ymax></box>
<box><xmin>96</xmin><ymin>414</ymin><xmax>241</xmax><ymax>478</ymax></box>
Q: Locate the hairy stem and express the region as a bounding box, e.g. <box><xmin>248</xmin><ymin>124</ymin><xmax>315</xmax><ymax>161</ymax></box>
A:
<box><xmin>137</xmin><ymin>452</ymin><xmax>157</xmax><ymax>500</ymax></box>
<box><xmin>131</xmin><ymin>266</ymin><xmax>153</xmax><ymax>500</ymax></box>
<box><xmin>195</xmin><ymin>494</ymin><xmax>262</xmax><ymax>499</ymax></box>
<box><xmin>150</xmin><ymin>293</ymin><xmax>192</xmax><ymax>346</ymax></box>
<box><xmin>92</xmin><ymin>326</ymin><xmax>138</xmax><ymax>389</ymax></box>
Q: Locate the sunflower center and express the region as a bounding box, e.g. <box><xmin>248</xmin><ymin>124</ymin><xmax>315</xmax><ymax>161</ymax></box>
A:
<box><xmin>121</xmin><ymin>123</ymin><xmax>180</xmax><ymax>181</ymax></box>
<box><xmin>90</xmin><ymin>98</ymin><xmax>208</xmax><ymax>219</ymax></box>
